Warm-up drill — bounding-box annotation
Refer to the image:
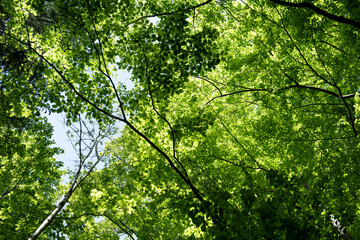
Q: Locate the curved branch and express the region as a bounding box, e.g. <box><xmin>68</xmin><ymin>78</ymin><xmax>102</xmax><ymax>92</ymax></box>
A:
<box><xmin>56</xmin><ymin>3</ymin><xmax>128</xmax><ymax>121</ymax></box>
<box><xmin>270</xmin><ymin>0</ymin><xmax>360</xmax><ymax>29</ymax></box>
<box><xmin>102</xmin><ymin>213</ymin><xmax>136</xmax><ymax>240</ymax></box>
<box><xmin>6</xmin><ymin>31</ymin><xmax>123</xmax><ymax>122</ymax></box>
<box><xmin>2</xmin><ymin>24</ymin><xmax>122</xmax><ymax>122</ymax></box>
<box><xmin>205</xmin><ymin>88</ymin><xmax>270</xmax><ymax>105</ymax></box>
<box><xmin>124</xmin><ymin>119</ymin><xmax>204</xmax><ymax>201</ymax></box>
<box><xmin>319</xmin><ymin>40</ymin><xmax>343</xmax><ymax>53</ymax></box>
<box><xmin>197</xmin><ymin>76</ymin><xmax>223</xmax><ymax>96</ymax></box>
<box><xmin>127</xmin><ymin>38</ymin><xmax>203</xmax><ymax>201</ymax></box>
<box><xmin>56</xmin><ymin>213</ymin><xmax>135</xmax><ymax>240</ymax></box>
<box><xmin>212</xmin><ymin>155</ymin><xmax>264</xmax><ymax>171</ymax></box>
<box><xmin>85</xmin><ymin>0</ymin><xmax>127</xmax><ymax>120</ymax></box>
<box><xmin>0</xmin><ymin>147</ymin><xmax>36</xmax><ymax>199</ymax></box>
<box><xmin>282</xmin><ymin>83</ymin><xmax>357</xmax><ymax>99</ymax></box>
<box><xmin>282</xmin><ymin>84</ymin><xmax>339</xmax><ymax>98</ymax></box>
<box><xmin>210</xmin><ymin>108</ymin><xmax>268</xmax><ymax>172</ymax></box>
<box><xmin>312</xmin><ymin>36</ymin><xmax>358</xmax><ymax>136</ymax></box>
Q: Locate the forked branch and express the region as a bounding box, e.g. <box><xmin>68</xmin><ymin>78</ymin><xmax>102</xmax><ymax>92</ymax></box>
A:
<box><xmin>28</xmin><ymin>122</ymin><xmax>112</xmax><ymax>240</ymax></box>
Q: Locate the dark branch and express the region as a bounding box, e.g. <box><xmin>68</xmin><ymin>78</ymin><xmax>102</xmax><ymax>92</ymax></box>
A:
<box><xmin>282</xmin><ymin>84</ymin><xmax>339</xmax><ymax>98</ymax></box>
<box><xmin>103</xmin><ymin>213</ymin><xmax>136</xmax><ymax>240</ymax></box>
<box><xmin>282</xmin><ymin>74</ymin><xmax>356</xmax><ymax>99</ymax></box>
<box><xmin>134</xmin><ymin>36</ymin><xmax>192</xmax><ymax>185</ymax></box>
<box><xmin>270</xmin><ymin>0</ymin><xmax>360</xmax><ymax>29</ymax></box>
<box><xmin>205</xmin><ymin>88</ymin><xmax>270</xmax><ymax>105</ymax></box>
<box><xmin>197</xmin><ymin>76</ymin><xmax>223</xmax><ymax>96</ymax></box>
<box><xmin>319</xmin><ymin>40</ymin><xmax>343</xmax><ymax>52</ymax></box>
<box><xmin>212</xmin><ymin>155</ymin><xmax>263</xmax><ymax>170</ymax></box>
<box><xmin>210</xmin><ymin>109</ymin><xmax>268</xmax><ymax>172</ymax></box>
<box><xmin>56</xmin><ymin>213</ymin><xmax>135</xmax><ymax>240</ymax></box>
<box><xmin>283</xmin><ymin>84</ymin><xmax>357</xmax><ymax>99</ymax></box>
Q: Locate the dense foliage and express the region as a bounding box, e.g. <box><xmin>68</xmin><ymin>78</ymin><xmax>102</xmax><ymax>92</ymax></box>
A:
<box><xmin>1</xmin><ymin>0</ymin><xmax>360</xmax><ymax>239</ymax></box>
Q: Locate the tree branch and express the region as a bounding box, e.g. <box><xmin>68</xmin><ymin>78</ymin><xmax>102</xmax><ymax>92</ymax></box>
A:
<box><xmin>205</xmin><ymin>88</ymin><xmax>270</xmax><ymax>105</ymax></box>
<box><xmin>7</xmin><ymin>19</ymin><xmax>205</xmax><ymax>204</ymax></box>
<box><xmin>0</xmin><ymin>147</ymin><xmax>36</xmax><ymax>199</ymax></box>
<box><xmin>132</xmin><ymin>35</ymin><xmax>192</xmax><ymax>186</ymax></box>
<box><xmin>211</xmin><ymin>155</ymin><xmax>264</xmax><ymax>171</ymax></box>
<box><xmin>55</xmin><ymin>213</ymin><xmax>136</xmax><ymax>240</ymax></box>
<box><xmin>270</xmin><ymin>0</ymin><xmax>360</xmax><ymax>29</ymax></box>
<box><xmin>102</xmin><ymin>213</ymin><xmax>136</xmax><ymax>240</ymax></box>
<box><xmin>210</xmin><ymin>108</ymin><xmax>268</xmax><ymax>172</ymax></box>
<box><xmin>197</xmin><ymin>76</ymin><xmax>223</xmax><ymax>96</ymax></box>
<box><xmin>282</xmin><ymin>74</ymin><xmax>356</xmax><ymax>99</ymax></box>
<box><xmin>28</xmin><ymin>124</ymin><xmax>111</xmax><ymax>240</ymax></box>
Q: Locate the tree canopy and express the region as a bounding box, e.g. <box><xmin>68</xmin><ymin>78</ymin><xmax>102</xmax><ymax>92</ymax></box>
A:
<box><xmin>1</xmin><ymin>0</ymin><xmax>360</xmax><ymax>239</ymax></box>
